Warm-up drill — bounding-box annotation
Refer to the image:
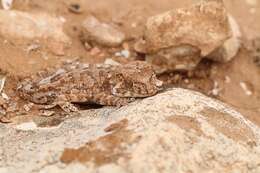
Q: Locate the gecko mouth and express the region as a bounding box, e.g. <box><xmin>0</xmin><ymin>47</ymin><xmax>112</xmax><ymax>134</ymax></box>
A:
<box><xmin>112</xmin><ymin>88</ymin><xmax>159</xmax><ymax>98</ymax></box>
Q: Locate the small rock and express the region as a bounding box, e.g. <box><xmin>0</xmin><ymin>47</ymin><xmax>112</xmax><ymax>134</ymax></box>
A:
<box><xmin>26</xmin><ymin>43</ymin><xmax>41</xmax><ymax>53</ymax></box>
<box><xmin>83</xmin><ymin>42</ymin><xmax>92</xmax><ymax>51</ymax></box>
<box><xmin>104</xmin><ymin>58</ymin><xmax>121</xmax><ymax>66</ymax></box>
<box><xmin>0</xmin><ymin>75</ymin><xmax>6</xmax><ymax>93</ymax></box>
<box><xmin>1</xmin><ymin>0</ymin><xmax>13</xmax><ymax>10</ymax></box>
<box><xmin>1</xmin><ymin>93</ymin><xmax>9</xmax><ymax>100</ymax></box>
<box><xmin>121</xmin><ymin>50</ymin><xmax>130</xmax><ymax>58</ymax></box>
<box><xmin>68</xmin><ymin>3</ymin><xmax>82</xmax><ymax>14</ymax></box>
<box><xmin>115</xmin><ymin>50</ymin><xmax>130</xmax><ymax>58</ymax></box>
<box><xmin>224</xmin><ymin>76</ymin><xmax>231</xmax><ymax>83</ymax></box>
<box><xmin>240</xmin><ymin>82</ymin><xmax>253</xmax><ymax>96</ymax></box>
<box><xmin>81</xmin><ymin>15</ymin><xmax>125</xmax><ymax>47</ymax></box>
<box><xmin>209</xmin><ymin>81</ymin><xmax>222</xmax><ymax>96</ymax></box>
<box><xmin>208</xmin><ymin>15</ymin><xmax>242</xmax><ymax>62</ymax></box>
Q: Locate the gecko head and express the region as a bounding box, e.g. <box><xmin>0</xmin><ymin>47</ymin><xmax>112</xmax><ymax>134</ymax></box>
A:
<box><xmin>110</xmin><ymin>61</ymin><xmax>163</xmax><ymax>98</ymax></box>
<box><xmin>17</xmin><ymin>81</ymin><xmax>56</xmax><ymax>104</ymax></box>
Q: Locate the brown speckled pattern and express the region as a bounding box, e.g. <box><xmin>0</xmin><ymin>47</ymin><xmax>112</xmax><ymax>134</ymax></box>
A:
<box><xmin>17</xmin><ymin>61</ymin><xmax>162</xmax><ymax>111</ymax></box>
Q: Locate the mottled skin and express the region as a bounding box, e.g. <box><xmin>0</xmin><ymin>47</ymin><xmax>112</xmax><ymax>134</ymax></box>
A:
<box><xmin>17</xmin><ymin>61</ymin><xmax>162</xmax><ymax>112</ymax></box>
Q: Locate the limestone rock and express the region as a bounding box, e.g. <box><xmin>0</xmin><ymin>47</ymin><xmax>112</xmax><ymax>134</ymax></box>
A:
<box><xmin>81</xmin><ymin>16</ymin><xmax>125</xmax><ymax>47</ymax></box>
<box><xmin>208</xmin><ymin>15</ymin><xmax>242</xmax><ymax>62</ymax></box>
<box><xmin>0</xmin><ymin>10</ymin><xmax>71</xmax><ymax>55</ymax></box>
<box><xmin>143</xmin><ymin>0</ymin><xmax>231</xmax><ymax>56</ymax></box>
<box><xmin>1</xmin><ymin>88</ymin><xmax>260</xmax><ymax>173</ymax></box>
<box><xmin>0</xmin><ymin>10</ymin><xmax>70</xmax><ymax>42</ymax></box>
<box><xmin>137</xmin><ymin>0</ymin><xmax>232</xmax><ymax>72</ymax></box>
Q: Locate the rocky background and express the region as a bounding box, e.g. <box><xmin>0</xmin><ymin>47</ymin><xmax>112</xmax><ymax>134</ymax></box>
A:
<box><xmin>0</xmin><ymin>0</ymin><xmax>260</xmax><ymax>172</ymax></box>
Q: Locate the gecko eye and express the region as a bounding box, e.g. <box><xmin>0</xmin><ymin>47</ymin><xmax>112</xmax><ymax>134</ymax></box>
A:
<box><xmin>32</xmin><ymin>94</ymin><xmax>48</xmax><ymax>104</ymax></box>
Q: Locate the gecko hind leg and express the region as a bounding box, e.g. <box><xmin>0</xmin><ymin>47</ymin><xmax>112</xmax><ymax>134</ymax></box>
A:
<box><xmin>57</xmin><ymin>102</ymin><xmax>79</xmax><ymax>113</ymax></box>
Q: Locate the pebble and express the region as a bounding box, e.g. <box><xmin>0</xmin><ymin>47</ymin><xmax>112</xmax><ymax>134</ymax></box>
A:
<box><xmin>82</xmin><ymin>15</ymin><xmax>125</xmax><ymax>47</ymax></box>
<box><xmin>1</xmin><ymin>0</ymin><xmax>13</xmax><ymax>10</ymax></box>
<box><xmin>68</xmin><ymin>3</ymin><xmax>82</xmax><ymax>14</ymax></box>
<box><xmin>84</xmin><ymin>42</ymin><xmax>92</xmax><ymax>51</ymax></box>
<box><xmin>104</xmin><ymin>58</ymin><xmax>121</xmax><ymax>66</ymax></box>
<box><xmin>26</xmin><ymin>43</ymin><xmax>41</xmax><ymax>53</ymax></box>
<box><xmin>211</xmin><ymin>81</ymin><xmax>222</xmax><ymax>96</ymax></box>
<box><xmin>115</xmin><ymin>50</ymin><xmax>130</xmax><ymax>58</ymax></box>
<box><xmin>0</xmin><ymin>75</ymin><xmax>6</xmax><ymax>93</ymax></box>
<box><xmin>224</xmin><ymin>76</ymin><xmax>231</xmax><ymax>83</ymax></box>
<box><xmin>240</xmin><ymin>82</ymin><xmax>253</xmax><ymax>96</ymax></box>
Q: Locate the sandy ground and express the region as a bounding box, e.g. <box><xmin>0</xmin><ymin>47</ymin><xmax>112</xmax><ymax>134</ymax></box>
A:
<box><xmin>0</xmin><ymin>0</ymin><xmax>259</xmax><ymax>126</ymax></box>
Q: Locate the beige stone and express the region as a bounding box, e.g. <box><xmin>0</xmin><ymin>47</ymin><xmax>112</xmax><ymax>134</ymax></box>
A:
<box><xmin>143</xmin><ymin>0</ymin><xmax>231</xmax><ymax>56</ymax></box>
<box><xmin>0</xmin><ymin>10</ymin><xmax>70</xmax><ymax>43</ymax></box>
<box><xmin>82</xmin><ymin>15</ymin><xmax>125</xmax><ymax>47</ymax></box>
<box><xmin>0</xmin><ymin>10</ymin><xmax>70</xmax><ymax>55</ymax></box>
<box><xmin>1</xmin><ymin>88</ymin><xmax>260</xmax><ymax>173</ymax></box>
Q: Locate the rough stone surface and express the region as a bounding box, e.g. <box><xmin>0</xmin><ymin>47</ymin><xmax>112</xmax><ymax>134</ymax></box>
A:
<box><xmin>136</xmin><ymin>0</ymin><xmax>232</xmax><ymax>72</ymax></box>
<box><xmin>0</xmin><ymin>88</ymin><xmax>260</xmax><ymax>173</ymax></box>
<box><xmin>208</xmin><ymin>15</ymin><xmax>242</xmax><ymax>62</ymax></box>
<box><xmin>81</xmin><ymin>15</ymin><xmax>125</xmax><ymax>47</ymax></box>
<box><xmin>0</xmin><ymin>10</ymin><xmax>70</xmax><ymax>43</ymax></box>
<box><xmin>143</xmin><ymin>0</ymin><xmax>231</xmax><ymax>56</ymax></box>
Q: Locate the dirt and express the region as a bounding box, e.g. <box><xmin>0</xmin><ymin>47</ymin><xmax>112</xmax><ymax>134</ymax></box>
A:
<box><xmin>0</xmin><ymin>0</ymin><xmax>259</xmax><ymax>126</ymax></box>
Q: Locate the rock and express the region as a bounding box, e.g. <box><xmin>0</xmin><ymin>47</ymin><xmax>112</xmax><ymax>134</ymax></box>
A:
<box><xmin>0</xmin><ymin>10</ymin><xmax>71</xmax><ymax>54</ymax></box>
<box><xmin>104</xmin><ymin>58</ymin><xmax>121</xmax><ymax>66</ymax></box>
<box><xmin>146</xmin><ymin>45</ymin><xmax>202</xmax><ymax>73</ymax></box>
<box><xmin>137</xmin><ymin>0</ymin><xmax>232</xmax><ymax>72</ymax></box>
<box><xmin>81</xmin><ymin>16</ymin><xmax>125</xmax><ymax>47</ymax></box>
<box><xmin>68</xmin><ymin>3</ymin><xmax>83</xmax><ymax>14</ymax></box>
<box><xmin>1</xmin><ymin>88</ymin><xmax>260</xmax><ymax>173</ymax></box>
<box><xmin>0</xmin><ymin>10</ymin><xmax>70</xmax><ymax>42</ymax></box>
<box><xmin>143</xmin><ymin>0</ymin><xmax>231</xmax><ymax>56</ymax></box>
<box><xmin>208</xmin><ymin>15</ymin><xmax>242</xmax><ymax>62</ymax></box>
<box><xmin>1</xmin><ymin>0</ymin><xmax>13</xmax><ymax>10</ymax></box>
<box><xmin>252</xmin><ymin>38</ymin><xmax>260</xmax><ymax>66</ymax></box>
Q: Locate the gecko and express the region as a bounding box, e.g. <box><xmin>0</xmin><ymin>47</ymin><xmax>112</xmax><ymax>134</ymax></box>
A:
<box><xmin>17</xmin><ymin>61</ymin><xmax>163</xmax><ymax>112</ymax></box>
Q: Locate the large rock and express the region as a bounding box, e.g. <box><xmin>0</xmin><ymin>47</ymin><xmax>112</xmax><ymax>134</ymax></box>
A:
<box><xmin>0</xmin><ymin>88</ymin><xmax>260</xmax><ymax>173</ymax></box>
<box><xmin>143</xmin><ymin>0</ymin><xmax>231</xmax><ymax>56</ymax></box>
<box><xmin>0</xmin><ymin>10</ymin><xmax>70</xmax><ymax>42</ymax></box>
<box><xmin>0</xmin><ymin>10</ymin><xmax>70</xmax><ymax>55</ymax></box>
<box><xmin>136</xmin><ymin>0</ymin><xmax>232</xmax><ymax>72</ymax></box>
